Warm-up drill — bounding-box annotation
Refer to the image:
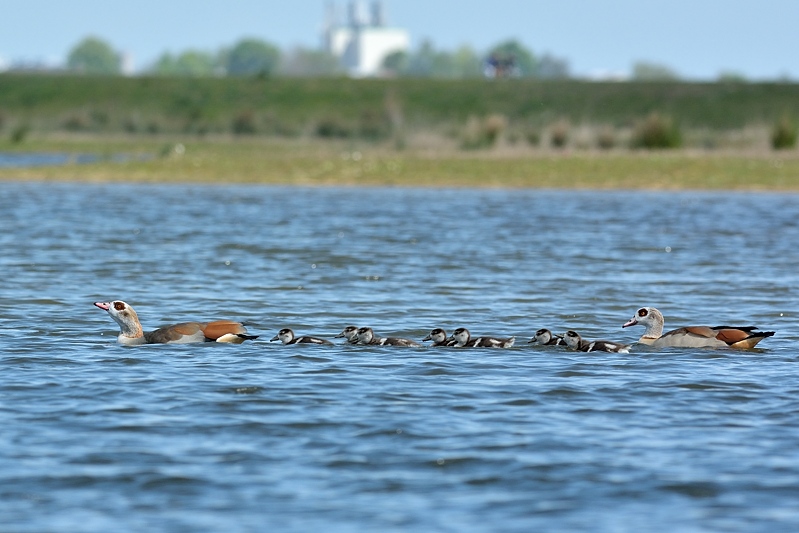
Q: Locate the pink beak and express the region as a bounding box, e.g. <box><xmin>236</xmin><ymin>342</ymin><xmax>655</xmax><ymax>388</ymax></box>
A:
<box><xmin>622</xmin><ymin>317</ymin><xmax>637</xmax><ymax>328</ymax></box>
<box><xmin>94</xmin><ymin>302</ymin><xmax>111</xmax><ymax>311</ymax></box>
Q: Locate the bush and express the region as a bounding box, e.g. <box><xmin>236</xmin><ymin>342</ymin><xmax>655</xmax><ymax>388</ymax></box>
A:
<box><xmin>549</xmin><ymin>120</ymin><xmax>569</xmax><ymax>148</ymax></box>
<box><xmin>10</xmin><ymin>124</ymin><xmax>29</xmax><ymax>144</ymax></box>
<box><xmin>460</xmin><ymin>114</ymin><xmax>507</xmax><ymax>149</ymax></box>
<box><xmin>631</xmin><ymin>112</ymin><xmax>682</xmax><ymax>149</ymax></box>
<box><xmin>231</xmin><ymin>110</ymin><xmax>258</xmax><ymax>135</ymax></box>
<box><xmin>596</xmin><ymin>126</ymin><xmax>616</xmax><ymax>150</ymax></box>
<box><xmin>63</xmin><ymin>114</ymin><xmax>89</xmax><ymax>131</ymax></box>
<box><xmin>771</xmin><ymin>116</ymin><xmax>797</xmax><ymax>150</ymax></box>
<box><xmin>316</xmin><ymin>117</ymin><xmax>354</xmax><ymax>138</ymax></box>
<box><xmin>482</xmin><ymin>114</ymin><xmax>507</xmax><ymax>145</ymax></box>
<box><xmin>525</xmin><ymin>129</ymin><xmax>541</xmax><ymax>146</ymax></box>
<box><xmin>358</xmin><ymin>109</ymin><xmax>391</xmax><ymax>140</ymax></box>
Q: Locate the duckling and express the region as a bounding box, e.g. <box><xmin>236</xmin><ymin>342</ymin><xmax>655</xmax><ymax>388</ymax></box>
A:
<box><xmin>422</xmin><ymin>328</ymin><xmax>457</xmax><ymax>347</ymax></box>
<box><xmin>563</xmin><ymin>330</ymin><xmax>630</xmax><ymax>353</ymax></box>
<box><xmin>270</xmin><ymin>328</ymin><xmax>333</xmax><ymax>345</ymax></box>
<box><xmin>528</xmin><ymin>328</ymin><xmax>566</xmax><ymax>346</ymax></box>
<box><xmin>356</xmin><ymin>327</ymin><xmax>422</xmax><ymax>347</ymax></box>
<box><xmin>449</xmin><ymin>327</ymin><xmax>515</xmax><ymax>348</ymax></box>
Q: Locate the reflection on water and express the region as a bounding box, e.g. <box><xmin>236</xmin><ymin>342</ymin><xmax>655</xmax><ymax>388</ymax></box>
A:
<box><xmin>0</xmin><ymin>152</ymin><xmax>152</xmax><ymax>167</ymax></box>
<box><xmin>0</xmin><ymin>183</ymin><xmax>798</xmax><ymax>532</ymax></box>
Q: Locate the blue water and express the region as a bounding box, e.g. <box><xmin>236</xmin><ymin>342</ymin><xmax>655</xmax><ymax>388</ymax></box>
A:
<box><xmin>0</xmin><ymin>152</ymin><xmax>98</xmax><ymax>167</ymax></box>
<box><xmin>1</xmin><ymin>182</ymin><xmax>798</xmax><ymax>532</ymax></box>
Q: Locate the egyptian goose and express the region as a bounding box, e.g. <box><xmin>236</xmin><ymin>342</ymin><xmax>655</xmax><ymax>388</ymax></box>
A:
<box><xmin>270</xmin><ymin>328</ymin><xmax>333</xmax><ymax>345</ymax></box>
<box><xmin>94</xmin><ymin>300</ymin><xmax>258</xmax><ymax>345</ymax></box>
<box><xmin>422</xmin><ymin>328</ymin><xmax>457</xmax><ymax>347</ymax></box>
<box><xmin>355</xmin><ymin>327</ymin><xmax>422</xmax><ymax>347</ymax></box>
<box><xmin>334</xmin><ymin>325</ymin><xmax>360</xmax><ymax>344</ymax></box>
<box><xmin>562</xmin><ymin>330</ymin><xmax>630</xmax><ymax>353</ymax></box>
<box><xmin>529</xmin><ymin>328</ymin><xmax>566</xmax><ymax>346</ymax></box>
<box><xmin>448</xmin><ymin>328</ymin><xmax>515</xmax><ymax>348</ymax></box>
<box><xmin>622</xmin><ymin>307</ymin><xmax>775</xmax><ymax>349</ymax></box>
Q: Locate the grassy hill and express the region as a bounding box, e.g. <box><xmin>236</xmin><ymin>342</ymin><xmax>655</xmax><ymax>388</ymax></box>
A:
<box><xmin>2</xmin><ymin>74</ymin><xmax>798</xmax><ymax>139</ymax></box>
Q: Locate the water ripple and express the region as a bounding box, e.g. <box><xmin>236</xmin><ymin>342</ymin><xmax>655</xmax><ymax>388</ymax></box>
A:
<box><xmin>1</xmin><ymin>184</ymin><xmax>798</xmax><ymax>532</ymax></box>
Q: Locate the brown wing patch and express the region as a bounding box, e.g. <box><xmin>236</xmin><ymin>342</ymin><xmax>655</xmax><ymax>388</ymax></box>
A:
<box><xmin>171</xmin><ymin>322</ymin><xmax>203</xmax><ymax>336</ymax></box>
<box><xmin>202</xmin><ymin>320</ymin><xmax>247</xmax><ymax>340</ymax></box>
<box><xmin>146</xmin><ymin>322</ymin><xmax>202</xmax><ymax>343</ymax></box>
<box><xmin>714</xmin><ymin>328</ymin><xmax>753</xmax><ymax>345</ymax></box>
<box><xmin>677</xmin><ymin>326</ymin><xmax>717</xmax><ymax>338</ymax></box>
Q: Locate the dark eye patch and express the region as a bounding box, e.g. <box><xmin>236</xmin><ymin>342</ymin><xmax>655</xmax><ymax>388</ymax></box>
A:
<box><xmin>638</xmin><ymin>308</ymin><xmax>648</xmax><ymax>317</ymax></box>
<box><xmin>114</xmin><ymin>302</ymin><xmax>126</xmax><ymax>311</ymax></box>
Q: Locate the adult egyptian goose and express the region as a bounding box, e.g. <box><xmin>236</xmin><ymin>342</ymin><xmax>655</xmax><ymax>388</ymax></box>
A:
<box><xmin>355</xmin><ymin>327</ymin><xmax>422</xmax><ymax>347</ymax></box>
<box><xmin>270</xmin><ymin>328</ymin><xmax>333</xmax><ymax>345</ymax></box>
<box><xmin>622</xmin><ymin>306</ymin><xmax>775</xmax><ymax>349</ymax></box>
<box><xmin>94</xmin><ymin>300</ymin><xmax>258</xmax><ymax>345</ymax></box>
<box><xmin>448</xmin><ymin>328</ymin><xmax>515</xmax><ymax>348</ymax></box>
<box><xmin>529</xmin><ymin>328</ymin><xmax>566</xmax><ymax>346</ymax></box>
<box><xmin>562</xmin><ymin>330</ymin><xmax>630</xmax><ymax>353</ymax></box>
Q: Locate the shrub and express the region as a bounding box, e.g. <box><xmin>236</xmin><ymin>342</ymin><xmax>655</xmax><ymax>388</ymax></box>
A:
<box><xmin>146</xmin><ymin>121</ymin><xmax>161</xmax><ymax>134</ymax></box>
<box><xmin>460</xmin><ymin>114</ymin><xmax>507</xmax><ymax>149</ymax></box>
<box><xmin>10</xmin><ymin>124</ymin><xmax>29</xmax><ymax>144</ymax></box>
<box><xmin>232</xmin><ymin>110</ymin><xmax>258</xmax><ymax>135</ymax></box>
<box><xmin>771</xmin><ymin>116</ymin><xmax>797</xmax><ymax>150</ymax></box>
<box><xmin>596</xmin><ymin>126</ymin><xmax>616</xmax><ymax>150</ymax></box>
<box><xmin>631</xmin><ymin>112</ymin><xmax>682</xmax><ymax>149</ymax></box>
<box><xmin>63</xmin><ymin>114</ymin><xmax>89</xmax><ymax>131</ymax></box>
<box><xmin>482</xmin><ymin>114</ymin><xmax>507</xmax><ymax>145</ymax></box>
<box><xmin>525</xmin><ymin>129</ymin><xmax>541</xmax><ymax>146</ymax></box>
<box><xmin>359</xmin><ymin>109</ymin><xmax>391</xmax><ymax>140</ymax></box>
<box><xmin>549</xmin><ymin>120</ymin><xmax>569</xmax><ymax>148</ymax></box>
<box><xmin>316</xmin><ymin>117</ymin><xmax>354</xmax><ymax>139</ymax></box>
<box><xmin>123</xmin><ymin>116</ymin><xmax>139</xmax><ymax>133</ymax></box>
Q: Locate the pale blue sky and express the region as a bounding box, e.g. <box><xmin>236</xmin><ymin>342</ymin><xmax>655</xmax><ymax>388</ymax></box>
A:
<box><xmin>1</xmin><ymin>0</ymin><xmax>796</xmax><ymax>80</ymax></box>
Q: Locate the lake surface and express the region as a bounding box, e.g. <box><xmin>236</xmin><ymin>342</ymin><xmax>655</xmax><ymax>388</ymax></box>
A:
<box><xmin>1</xmin><ymin>182</ymin><xmax>798</xmax><ymax>532</ymax></box>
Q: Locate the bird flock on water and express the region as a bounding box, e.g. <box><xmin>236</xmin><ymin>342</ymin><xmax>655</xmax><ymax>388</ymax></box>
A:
<box><xmin>95</xmin><ymin>301</ymin><xmax>776</xmax><ymax>352</ymax></box>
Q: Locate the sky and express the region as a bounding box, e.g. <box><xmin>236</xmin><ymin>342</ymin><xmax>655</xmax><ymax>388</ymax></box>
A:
<box><xmin>1</xmin><ymin>0</ymin><xmax>797</xmax><ymax>80</ymax></box>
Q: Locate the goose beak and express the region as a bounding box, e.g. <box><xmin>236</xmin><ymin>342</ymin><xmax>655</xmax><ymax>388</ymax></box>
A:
<box><xmin>622</xmin><ymin>317</ymin><xmax>638</xmax><ymax>328</ymax></box>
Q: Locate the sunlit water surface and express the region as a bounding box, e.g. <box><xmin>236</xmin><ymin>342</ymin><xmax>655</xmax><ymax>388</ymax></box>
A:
<box><xmin>1</xmin><ymin>183</ymin><xmax>798</xmax><ymax>532</ymax></box>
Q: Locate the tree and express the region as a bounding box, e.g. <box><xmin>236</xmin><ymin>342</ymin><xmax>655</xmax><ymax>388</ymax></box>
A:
<box><xmin>67</xmin><ymin>36</ymin><xmax>121</xmax><ymax>74</ymax></box>
<box><xmin>486</xmin><ymin>40</ymin><xmax>537</xmax><ymax>77</ymax></box>
<box><xmin>279</xmin><ymin>47</ymin><xmax>343</xmax><ymax>77</ymax></box>
<box><xmin>152</xmin><ymin>50</ymin><xmax>219</xmax><ymax>77</ymax></box>
<box><xmin>632</xmin><ymin>61</ymin><xmax>680</xmax><ymax>81</ymax></box>
<box><xmin>406</xmin><ymin>40</ymin><xmax>438</xmax><ymax>77</ymax></box>
<box><xmin>451</xmin><ymin>46</ymin><xmax>483</xmax><ymax>78</ymax></box>
<box><xmin>225</xmin><ymin>38</ymin><xmax>281</xmax><ymax>76</ymax></box>
<box><xmin>536</xmin><ymin>53</ymin><xmax>570</xmax><ymax>79</ymax></box>
<box><xmin>382</xmin><ymin>51</ymin><xmax>409</xmax><ymax>76</ymax></box>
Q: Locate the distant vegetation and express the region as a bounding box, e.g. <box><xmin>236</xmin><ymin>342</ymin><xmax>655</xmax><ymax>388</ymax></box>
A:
<box><xmin>0</xmin><ymin>73</ymin><xmax>797</xmax><ymax>152</ymax></box>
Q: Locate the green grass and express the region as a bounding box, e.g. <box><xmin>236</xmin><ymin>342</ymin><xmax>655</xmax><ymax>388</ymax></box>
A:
<box><xmin>2</xmin><ymin>74</ymin><xmax>799</xmax><ymax>136</ymax></box>
<box><xmin>1</xmin><ymin>135</ymin><xmax>797</xmax><ymax>190</ymax></box>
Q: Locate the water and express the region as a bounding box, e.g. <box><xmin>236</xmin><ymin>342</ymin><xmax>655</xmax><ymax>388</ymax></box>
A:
<box><xmin>1</xmin><ymin>182</ymin><xmax>798</xmax><ymax>532</ymax></box>
<box><xmin>0</xmin><ymin>152</ymin><xmax>151</xmax><ymax>168</ymax></box>
<box><xmin>0</xmin><ymin>152</ymin><xmax>98</xmax><ymax>167</ymax></box>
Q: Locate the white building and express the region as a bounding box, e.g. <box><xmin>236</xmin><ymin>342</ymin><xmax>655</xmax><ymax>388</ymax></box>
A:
<box><xmin>323</xmin><ymin>1</ymin><xmax>410</xmax><ymax>77</ymax></box>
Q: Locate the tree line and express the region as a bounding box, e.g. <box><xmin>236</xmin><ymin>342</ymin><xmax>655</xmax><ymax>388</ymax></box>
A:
<box><xmin>64</xmin><ymin>35</ymin><xmax>576</xmax><ymax>79</ymax></box>
<box><xmin>60</xmin><ymin>35</ymin><xmax>753</xmax><ymax>82</ymax></box>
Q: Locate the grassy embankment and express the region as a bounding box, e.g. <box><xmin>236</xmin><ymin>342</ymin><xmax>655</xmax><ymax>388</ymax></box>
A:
<box><xmin>1</xmin><ymin>74</ymin><xmax>797</xmax><ymax>189</ymax></box>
